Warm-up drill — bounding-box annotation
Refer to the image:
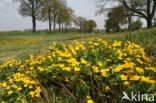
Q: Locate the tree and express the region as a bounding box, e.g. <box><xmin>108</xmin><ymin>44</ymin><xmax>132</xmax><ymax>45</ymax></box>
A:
<box><xmin>57</xmin><ymin>6</ymin><xmax>74</xmax><ymax>31</ymax></box>
<box><xmin>40</xmin><ymin>0</ymin><xmax>72</xmax><ymax>32</ymax></box>
<box><xmin>75</xmin><ymin>16</ymin><xmax>86</xmax><ymax>32</ymax></box>
<box><xmin>105</xmin><ymin>6</ymin><xmax>127</xmax><ymax>32</ymax></box>
<box><xmin>14</xmin><ymin>0</ymin><xmax>42</xmax><ymax>32</ymax></box>
<box><xmin>131</xmin><ymin>19</ymin><xmax>143</xmax><ymax>30</ymax></box>
<box><xmin>40</xmin><ymin>0</ymin><xmax>54</xmax><ymax>32</ymax></box>
<box><xmin>97</xmin><ymin>0</ymin><xmax>156</xmax><ymax>28</ymax></box>
<box><xmin>83</xmin><ymin>20</ymin><xmax>97</xmax><ymax>33</ymax></box>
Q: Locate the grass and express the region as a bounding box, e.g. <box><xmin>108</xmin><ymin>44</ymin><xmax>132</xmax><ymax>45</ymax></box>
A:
<box><xmin>0</xmin><ymin>28</ymin><xmax>156</xmax><ymax>103</ymax></box>
<box><xmin>0</xmin><ymin>28</ymin><xmax>156</xmax><ymax>63</ymax></box>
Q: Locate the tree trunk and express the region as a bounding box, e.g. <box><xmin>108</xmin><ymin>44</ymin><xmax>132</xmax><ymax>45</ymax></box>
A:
<box><xmin>32</xmin><ymin>15</ymin><xmax>36</xmax><ymax>32</ymax></box>
<box><xmin>128</xmin><ymin>16</ymin><xmax>132</xmax><ymax>30</ymax></box>
<box><xmin>147</xmin><ymin>18</ymin><xmax>152</xmax><ymax>28</ymax></box>
<box><xmin>62</xmin><ymin>22</ymin><xmax>64</xmax><ymax>32</ymax></box>
<box><xmin>48</xmin><ymin>9</ymin><xmax>52</xmax><ymax>33</ymax></box>
<box><xmin>58</xmin><ymin>19</ymin><xmax>61</xmax><ymax>31</ymax></box>
<box><xmin>147</xmin><ymin>0</ymin><xmax>152</xmax><ymax>28</ymax></box>
<box><xmin>80</xmin><ymin>23</ymin><xmax>82</xmax><ymax>32</ymax></box>
<box><xmin>53</xmin><ymin>14</ymin><xmax>56</xmax><ymax>32</ymax></box>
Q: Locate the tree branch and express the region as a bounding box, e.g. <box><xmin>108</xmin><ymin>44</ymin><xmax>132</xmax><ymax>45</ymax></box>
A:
<box><xmin>121</xmin><ymin>0</ymin><xmax>147</xmax><ymax>19</ymax></box>
<box><xmin>150</xmin><ymin>0</ymin><xmax>156</xmax><ymax>18</ymax></box>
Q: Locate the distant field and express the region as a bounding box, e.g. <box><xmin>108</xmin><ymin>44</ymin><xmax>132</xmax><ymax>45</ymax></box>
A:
<box><xmin>0</xmin><ymin>28</ymin><xmax>156</xmax><ymax>63</ymax></box>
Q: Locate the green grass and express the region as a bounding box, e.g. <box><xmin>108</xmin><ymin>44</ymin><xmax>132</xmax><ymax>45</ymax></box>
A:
<box><xmin>0</xmin><ymin>29</ymin><xmax>156</xmax><ymax>103</ymax></box>
<box><xmin>0</xmin><ymin>32</ymin><xmax>105</xmax><ymax>63</ymax></box>
<box><xmin>0</xmin><ymin>28</ymin><xmax>156</xmax><ymax>63</ymax></box>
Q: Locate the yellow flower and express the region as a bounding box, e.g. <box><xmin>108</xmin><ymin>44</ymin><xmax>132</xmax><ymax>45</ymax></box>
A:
<box><xmin>74</xmin><ymin>67</ymin><xmax>81</xmax><ymax>72</ymax></box>
<box><xmin>146</xmin><ymin>67</ymin><xmax>156</xmax><ymax>72</ymax></box>
<box><xmin>29</xmin><ymin>67</ymin><xmax>34</xmax><ymax>70</ymax></box>
<box><xmin>57</xmin><ymin>57</ymin><xmax>62</xmax><ymax>61</ymax></box>
<box><xmin>114</xmin><ymin>65</ymin><xmax>123</xmax><ymax>72</ymax></box>
<box><xmin>123</xmin><ymin>81</ymin><xmax>130</xmax><ymax>85</ymax></box>
<box><xmin>87</xmin><ymin>99</ymin><xmax>94</xmax><ymax>103</ymax></box>
<box><xmin>105</xmin><ymin>86</ymin><xmax>110</xmax><ymax>91</ymax></box>
<box><xmin>9</xmin><ymin>79</ymin><xmax>13</xmax><ymax>83</ymax></box>
<box><xmin>101</xmin><ymin>69</ymin><xmax>109</xmax><ymax>77</ymax></box>
<box><xmin>63</xmin><ymin>67</ymin><xmax>71</xmax><ymax>72</ymax></box>
<box><xmin>141</xmin><ymin>76</ymin><xmax>150</xmax><ymax>82</ymax></box>
<box><xmin>17</xmin><ymin>87</ymin><xmax>22</xmax><ymax>91</ymax></box>
<box><xmin>120</xmin><ymin>75</ymin><xmax>128</xmax><ymax>80</ymax></box>
<box><xmin>8</xmin><ymin>90</ymin><xmax>13</xmax><ymax>95</ymax></box>
<box><xmin>29</xmin><ymin>86</ymin><xmax>33</xmax><ymax>89</ymax></box>
<box><xmin>1</xmin><ymin>82</ymin><xmax>7</xmax><ymax>87</ymax></box>
<box><xmin>86</xmin><ymin>96</ymin><xmax>91</xmax><ymax>99</ymax></box>
<box><xmin>80</xmin><ymin>58</ymin><xmax>88</xmax><ymax>64</ymax></box>
<box><xmin>136</xmin><ymin>59</ymin><xmax>144</xmax><ymax>64</ymax></box>
<box><xmin>141</xmin><ymin>76</ymin><xmax>156</xmax><ymax>83</ymax></box>
<box><xmin>112</xmin><ymin>41</ymin><xmax>121</xmax><ymax>46</ymax></box>
<box><xmin>11</xmin><ymin>84</ymin><xmax>18</xmax><ymax>89</ymax></box>
<box><xmin>92</xmin><ymin>66</ymin><xmax>99</xmax><ymax>73</ymax></box>
<box><xmin>97</xmin><ymin>62</ymin><xmax>103</xmax><ymax>67</ymax></box>
<box><xmin>6</xmin><ymin>86</ymin><xmax>11</xmax><ymax>90</ymax></box>
<box><xmin>130</xmin><ymin>75</ymin><xmax>140</xmax><ymax>81</ymax></box>
<box><xmin>135</xmin><ymin>67</ymin><xmax>144</xmax><ymax>73</ymax></box>
<box><xmin>35</xmin><ymin>93</ymin><xmax>40</xmax><ymax>97</ymax></box>
<box><xmin>38</xmin><ymin>66</ymin><xmax>46</xmax><ymax>72</ymax></box>
<box><xmin>29</xmin><ymin>91</ymin><xmax>35</xmax><ymax>97</ymax></box>
<box><xmin>105</xmin><ymin>59</ymin><xmax>112</xmax><ymax>62</ymax></box>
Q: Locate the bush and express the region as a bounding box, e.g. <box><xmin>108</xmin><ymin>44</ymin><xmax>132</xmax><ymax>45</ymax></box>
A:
<box><xmin>131</xmin><ymin>19</ymin><xmax>143</xmax><ymax>30</ymax></box>
<box><xmin>83</xmin><ymin>20</ymin><xmax>97</xmax><ymax>33</ymax></box>
<box><xmin>0</xmin><ymin>39</ymin><xmax>156</xmax><ymax>103</ymax></box>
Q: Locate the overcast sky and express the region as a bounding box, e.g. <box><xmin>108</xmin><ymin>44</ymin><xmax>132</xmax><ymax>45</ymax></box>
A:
<box><xmin>0</xmin><ymin>0</ymin><xmax>105</xmax><ymax>31</ymax></box>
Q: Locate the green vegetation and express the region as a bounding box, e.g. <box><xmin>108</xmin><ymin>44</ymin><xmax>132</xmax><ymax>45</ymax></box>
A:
<box><xmin>105</xmin><ymin>5</ymin><xmax>128</xmax><ymax>32</ymax></box>
<box><xmin>0</xmin><ymin>32</ymin><xmax>104</xmax><ymax>63</ymax></box>
<box><xmin>0</xmin><ymin>28</ymin><xmax>156</xmax><ymax>64</ymax></box>
<box><xmin>83</xmin><ymin>20</ymin><xmax>97</xmax><ymax>33</ymax></box>
<box><xmin>131</xmin><ymin>19</ymin><xmax>143</xmax><ymax>30</ymax></box>
<box><xmin>0</xmin><ymin>38</ymin><xmax>155</xmax><ymax>103</ymax></box>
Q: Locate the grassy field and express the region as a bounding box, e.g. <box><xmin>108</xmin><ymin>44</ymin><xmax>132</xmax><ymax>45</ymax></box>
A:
<box><xmin>0</xmin><ymin>28</ymin><xmax>156</xmax><ymax>63</ymax></box>
<box><xmin>0</xmin><ymin>28</ymin><xmax>156</xmax><ymax>103</ymax></box>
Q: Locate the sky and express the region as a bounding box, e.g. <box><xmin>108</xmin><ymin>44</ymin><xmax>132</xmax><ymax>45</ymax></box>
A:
<box><xmin>0</xmin><ymin>0</ymin><xmax>105</xmax><ymax>31</ymax></box>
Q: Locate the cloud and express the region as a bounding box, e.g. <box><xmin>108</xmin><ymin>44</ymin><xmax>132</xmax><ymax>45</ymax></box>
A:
<box><xmin>0</xmin><ymin>2</ymin><xmax>4</xmax><ymax>8</ymax></box>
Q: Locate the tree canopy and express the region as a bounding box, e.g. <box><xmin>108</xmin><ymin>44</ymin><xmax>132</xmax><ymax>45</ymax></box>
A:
<box><xmin>83</xmin><ymin>20</ymin><xmax>97</xmax><ymax>33</ymax></box>
<box><xmin>97</xmin><ymin>0</ymin><xmax>156</xmax><ymax>28</ymax></box>
<box><xmin>105</xmin><ymin>6</ymin><xmax>127</xmax><ymax>32</ymax></box>
<box><xmin>16</xmin><ymin>0</ymin><xmax>42</xmax><ymax>32</ymax></box>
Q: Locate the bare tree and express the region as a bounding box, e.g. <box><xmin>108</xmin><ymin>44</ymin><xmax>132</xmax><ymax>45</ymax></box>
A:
<box><xmin>14</xmin><ymin>0</ymin><xmax>42</xmax><ymax>32</ymax></box>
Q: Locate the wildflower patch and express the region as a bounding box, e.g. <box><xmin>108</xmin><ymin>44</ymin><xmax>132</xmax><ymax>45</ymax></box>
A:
<box><xmin>0</xmin><ymin>39</ymin><xmax>155</xmax><ymax>103</ymax></box>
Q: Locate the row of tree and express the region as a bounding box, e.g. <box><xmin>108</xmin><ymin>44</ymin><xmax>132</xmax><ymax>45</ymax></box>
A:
<box><xmin>14</xmin><ymin>0</ymin><xmax>73</xmax><ymax>32</ymax></box>
<box><xmin>97</xmin><ymin>0</ymin><xmax>156</xmax><ymax>32</ymax></box>
<box><xmin>13</xmin><ymin>0</ymin><xmax>97</xmax><ymax>33</ymax></box>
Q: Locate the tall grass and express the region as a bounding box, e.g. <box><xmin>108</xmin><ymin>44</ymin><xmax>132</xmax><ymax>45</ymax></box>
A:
<box><xmin>123</xmin><ymin>28</ymin><xmax>156</xmax><ymax>47</ymax></box>
<box><xmin>123</xmin><ymin>28</ymin><xmax>156</xmax><ymax>65</ymax></box>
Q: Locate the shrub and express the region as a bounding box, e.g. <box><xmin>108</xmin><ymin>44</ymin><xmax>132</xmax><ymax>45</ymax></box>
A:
<box><xmin>83</xmin><ymin>20</ymin><xmax>97</xmax><ymax>33</ymax></box>
<box><xmin>0</xmin><ymin>39</ymin><xmax>156</xmax><ymax>103</ymax></box>
<box><xmin>131</xmin><ymin>19</ymin><xmax>143</xmax><ymax>30</ymax></box>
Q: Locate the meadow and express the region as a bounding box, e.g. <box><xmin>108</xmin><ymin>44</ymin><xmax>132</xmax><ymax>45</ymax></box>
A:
<box><xmin>0</xmin><ymin>28</ymin><xmax>156</xmax><ymax>103</ymax></box>
<box><xmin>1</xmin><ymin>28</ymin><xmax>156</xmax><ymax>63</ymax></box>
